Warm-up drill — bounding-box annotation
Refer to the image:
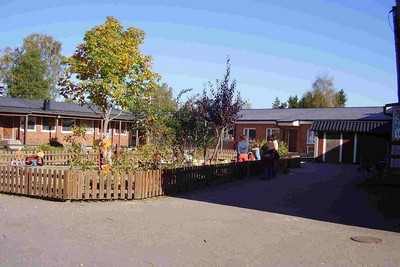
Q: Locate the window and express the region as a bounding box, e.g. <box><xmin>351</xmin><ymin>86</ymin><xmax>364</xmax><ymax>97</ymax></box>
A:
<box><xmin>61</xmin><ymin>119</ymin><xmax>75</xmax><ymax>133</ymax></box>
<box><xmin>20</xmin><ymin>116</ymin><xmax>36</xmax><ymax>132</ymax></box>
<box><xmin>266</xmin><ymin>128</ymin><xmax>280</xmax><ymax>140</ymax></box>
<box><xmin>114</xmin><ymin>122</ymin><xmax>127</xmax><ymax>135</ymax></box>
<box><xmin>42</xmin><ymin>117</ymin><xmax>56</xmax><ymax>132</ymax></box>
<box><xmin>80</xmin><ymin>119</ymin><xmax>94</xmax><ymax>134</ymax></box>
<box><xmin>224</xmin><ymin>129</ymin><xmax>234</xmax><ymax>141</ymax></box>
<box><xmin>243</xmin><ymin>128</ymin><xmax>256</xmax><ymax>142</ymax></box>
<box><xmin>306</xmin><ymin>129</ymin><xmax>315</xmax><ymax>144</ymax></box>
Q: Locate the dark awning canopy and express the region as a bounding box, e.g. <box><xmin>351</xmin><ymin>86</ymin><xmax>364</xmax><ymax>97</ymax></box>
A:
<box><xmin>310</xmin><ymin>120</ymin><xmax>392</xmax><ymax>134</ymax></box>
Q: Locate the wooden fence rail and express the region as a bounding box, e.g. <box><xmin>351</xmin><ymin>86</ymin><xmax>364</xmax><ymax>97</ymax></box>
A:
<box><xmin>0</xmin><ymin>151</ymin><xmax>98</xmax><ymax>166</ymax></box>
<box><xmin>0</xmin><ymin>161</ymin><xmax>262</xmax><ymax>201</ymax></box>
<box><xmin>0</xmin><ymin>149</ymin><xmax>238</xmax><ymax>166</ymax></box>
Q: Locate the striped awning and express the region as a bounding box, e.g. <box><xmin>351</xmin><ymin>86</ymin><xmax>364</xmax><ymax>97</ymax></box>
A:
<box><xmin>310</xmin><ymin>120</ymin><xmax>391</xmax><ymax>133</ymax></box>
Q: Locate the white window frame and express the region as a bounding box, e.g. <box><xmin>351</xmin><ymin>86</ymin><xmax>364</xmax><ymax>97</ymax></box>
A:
<box><xmin>20</xmin><ymin>116</ymin><xmax>36</xmax><ymax>132</ymax></box>
<box><xmin>80</xmin><ymin>119</ymin><xmax>94</xmax><ymax>135</ymax></box>
<box><xmin>41</xmin><ymin>117</ymin><xmax>56</xmax><ymax>133</ymax></box>
<box><xmin>266</xmin><ymin>128</ymin><xmax>280</xmax><ymax>140</ymax></box>
<box><xmin>224</xmin><ymin>129</ymin><xmax>234</xmax><ymax>141</ymax></box>
<box><xmin>306</xmin><ymin>129</ymin><xmax>315</xmax><ymax>144</ymax></box>
<box><xmin>61</xmin><ymin>118</ymin><xmax>76</xmax><ymax>133</ymax></box>
<box><xmin>96</xmin><ymin>121</ymin><xmax>103</xmax><ymax>135</ymax></box>
<box><xmin>114</xmin><ymin>121</ymin><xmax>128</xmax><ymax>136</ymax></box>
<box><xmin>243</xmin><ymin>128</ymin><xmax>256</xmax><ymax>142</ymax></box>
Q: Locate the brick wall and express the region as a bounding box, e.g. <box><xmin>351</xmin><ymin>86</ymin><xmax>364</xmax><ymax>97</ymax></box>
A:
<box><xmin>4</xmin><ymin>116</ymin><xmax>132</xmax><ymax>148</ymax></box>
<box><xmin>233</xmin><ymin>123</ymin><xmax>314</xmax><ymax>154</ymax></box>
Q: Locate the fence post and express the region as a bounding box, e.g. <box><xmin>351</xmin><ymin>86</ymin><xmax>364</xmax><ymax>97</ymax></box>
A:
<box><xmin>27</xmin><ymin>167</ymin><xmax>32</xmax><ymax>195</ymax></box>
<box><xmin>134</xmin><ymin>171</ymin><xmax>142</xmax><ymax>200</ymax></box>
<box><xmin>63</xmin><ymin>170</ymin><xmax>72</xmax><ymax>200</ymax></box>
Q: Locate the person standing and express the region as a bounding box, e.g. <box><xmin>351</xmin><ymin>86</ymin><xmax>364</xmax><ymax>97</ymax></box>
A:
<box><xmin>271</xmin><ymin>135</ymin><xmax>279</xmax><ymax>177</ymax></box>
<box><xmin>261</xmin><ymin>135</ymin><xmax>276</xmax><ymax>179</ymax></box>
<box><xmin>271</xmin><ymin>134</ymin><xmax>279</xmax><ymax>151</ymax></box>
<box><xmin>236</xmin><ymin>135</ymin><xmax>249</xmax><ymax>162</ymax></box>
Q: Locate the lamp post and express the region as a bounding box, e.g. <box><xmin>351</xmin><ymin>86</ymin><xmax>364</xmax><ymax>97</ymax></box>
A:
<box><xmin>392</xmin><ymin>0</ymin><xmax>400</xmax><ymax>102</ymax></box>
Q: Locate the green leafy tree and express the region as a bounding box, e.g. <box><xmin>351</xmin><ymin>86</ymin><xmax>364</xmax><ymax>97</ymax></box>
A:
<box><xmin>0</xmin><ymin>33</ymin><xmax>63</xmax><ymax>99</ymax></box>
<box><xmin>22</xmin><ymin>33</ymin><xmax>63</xmax><ymax>99</ymax></box>
<box><xmin>8</xmin><ymin>46</ymin><xmax>50</xmax><ymax>99</ymax></box>
<box><xmin>287</xmin><ymin>73</ymin><xmax>347</xmax><ymax>108</ymax></box>
<box><xmin>172</xmin><ymin>93</ymin><xmax>215</xmax><ymax>164</ymax></box>
<box><xmin>64</xmin><ymin>126</ymin><xmax>96</xmax><ymax>170</ymax></box>
<box><xmin>306</xmin><ymin>73</ymin><xmax>347</xmax><ymax>107</ymax></box>
<box><xmin>131</xmin><ymin>82</ymin><xmax>178</xmax><ymax>165</ymax></box>
<box><xmin>0</xmin><ymin>47</ymin><xmax>17</xmax><ymax>84</ymax></box>
<box><xmin>59</xmin><ymin>16</ymin><xmax>159</xmax><ymax>168</ymax></box>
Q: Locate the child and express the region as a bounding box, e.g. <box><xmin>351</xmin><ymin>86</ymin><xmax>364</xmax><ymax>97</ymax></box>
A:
<box><xmin>248</xmin><ymin>152</ymin><xmax>256</xmax><ymax>161</ymax></box>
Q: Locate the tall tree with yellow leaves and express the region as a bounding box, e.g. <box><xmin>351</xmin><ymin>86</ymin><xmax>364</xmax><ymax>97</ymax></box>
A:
<box><xmin>59</xmin><ymin>16</ymin><xmax>159</xmax><ymax>169</ymax></box>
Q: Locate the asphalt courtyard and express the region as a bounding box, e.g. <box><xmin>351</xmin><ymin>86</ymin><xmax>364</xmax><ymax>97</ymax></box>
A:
<box><xmin>1</xmin><ymin>161</ymin><xmax>400</xmax><ymax>266</ymax></box>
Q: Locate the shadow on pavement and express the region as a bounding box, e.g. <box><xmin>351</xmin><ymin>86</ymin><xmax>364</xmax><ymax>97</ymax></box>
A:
<box><xmin>173</xmin><ymin>161</ymin><xmax>400</xmax><ymax>233</ymax></box>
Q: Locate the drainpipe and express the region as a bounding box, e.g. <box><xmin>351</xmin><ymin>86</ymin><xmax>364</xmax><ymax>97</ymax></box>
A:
<box><xmin>24</xmin><ymin>115</ymin><xmax>28</xmax><ymax>145</ymax></box>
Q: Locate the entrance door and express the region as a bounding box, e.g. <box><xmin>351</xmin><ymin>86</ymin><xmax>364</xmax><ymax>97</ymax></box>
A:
<box><xmin>288</xmin><ymin>129</ymin><xmax>297</xmax><ymax>152</ymax></box>
<box><xmin>2</xmin><ymin>117</ymin><xmax>14</xmax><ymax>139</ymax></box>
<box><xmin>325</xmin><ymin>133</ymin><xmax>340</xmax><ymax>163</ymax></box>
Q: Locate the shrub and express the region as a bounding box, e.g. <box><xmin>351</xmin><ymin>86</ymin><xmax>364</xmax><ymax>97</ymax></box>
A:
<box><xmin>49</xmin><ymin>137</ymin><xmax>63</xmax><ymax>147</ymax></box>
<box><xmin>278</xmin><ymin>141</ymin><xmax>289</xmax><ymax>156</ymax></box>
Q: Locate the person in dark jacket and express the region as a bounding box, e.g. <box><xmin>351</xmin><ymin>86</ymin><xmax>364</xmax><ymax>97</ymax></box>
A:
<box><xmin>261</xmin><ymin>135</ymin><xmax>277</xmax><ymax>179</ymax></box>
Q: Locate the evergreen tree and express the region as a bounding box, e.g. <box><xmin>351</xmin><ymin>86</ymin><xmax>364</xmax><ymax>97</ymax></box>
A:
<box><xmin>272</xmin><ymin>97</ymin><xmax>287</xmax><ymax>109</ymax></box>
<box><xmin>287</xmin><ymin>95</ymin><xmax>299</xmax><ymax>108</ymax></box>
<box><xmin>336</xmin><ymin>89</ymin><xmax>347</xmax><ymax>107</ymax></box>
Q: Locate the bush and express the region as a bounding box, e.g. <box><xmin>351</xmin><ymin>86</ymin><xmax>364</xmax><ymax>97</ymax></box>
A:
<box><xmin>49</xmin><ymin>137</ymin><xmax>63</xmax><ymax>147</ymax></box>
<box><xmin>38</xmin><ymin>144</ymin><xmax>64</xmax><ymax>152</ymax></box>
<box><xmin>21</xmin><ymin>144</ymin><xmax>64</xmax><ymax>152</ymax></box>
<box><xmin>278</xmin><ymin>141</ymin><xmax>289</xmax><ymax>156</ymax></box>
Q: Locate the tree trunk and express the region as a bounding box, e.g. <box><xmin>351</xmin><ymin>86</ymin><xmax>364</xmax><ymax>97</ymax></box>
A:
<box><xmin>219</xmin><ymin>128</ymin><xmax>225</xmax><ymax>159</ymax></box>
<box><xmin>100</xmin><ymin>111</ymin><xmax>113</xmax><ymax>171</ymax></box>
<box><xmin>211</xmin><ymin>128</ymin><xmax>223</xmax><ymax>163</ymax></box>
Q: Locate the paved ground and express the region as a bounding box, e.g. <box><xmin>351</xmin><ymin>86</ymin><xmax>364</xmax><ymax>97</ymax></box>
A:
<box><xmin>1</xmin><ymin>161</ymin><xmax>400</xmax><ymax>266</ymax></box>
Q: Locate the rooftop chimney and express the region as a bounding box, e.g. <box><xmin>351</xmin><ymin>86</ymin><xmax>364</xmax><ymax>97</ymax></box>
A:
<box><xmin>43</xmin><ymin>100</ymin><xmax>50</xmax><ymax>110</ymax></box>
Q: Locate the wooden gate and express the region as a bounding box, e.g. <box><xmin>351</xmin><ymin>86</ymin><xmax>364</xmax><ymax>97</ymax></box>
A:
<box><xmin>1</xmin><ymin>117</ymin><xmax>14</xmax><ymax>139</ymax></box>
<box><xmin>324</xmin><ymin>133</ymin><xmax>340</xmax><ymax>163</ymax></box>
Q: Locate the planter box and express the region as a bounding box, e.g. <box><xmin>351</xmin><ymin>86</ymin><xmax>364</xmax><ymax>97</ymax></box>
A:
<box><xmin>280</xmin><ymin>153</ymin><xmax>301</xmax><ymax>169</ymax></box>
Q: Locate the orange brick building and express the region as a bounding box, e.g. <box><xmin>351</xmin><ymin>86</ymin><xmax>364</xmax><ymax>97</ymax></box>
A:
<box><xmin>225</xmin><ymin>107</ymin><xmax>391</xmax><ymax>162</ymax></box>
<box><xmin>0</xmin><ymin>97</ymin><xmax>135</xmax><ymax>148</ymax></box>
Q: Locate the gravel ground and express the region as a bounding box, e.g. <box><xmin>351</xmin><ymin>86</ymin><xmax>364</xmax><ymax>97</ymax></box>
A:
<box><xmin>1</xmin><ymin>161</ymin><xmax>400</xmax><ymax>267</ymax></box>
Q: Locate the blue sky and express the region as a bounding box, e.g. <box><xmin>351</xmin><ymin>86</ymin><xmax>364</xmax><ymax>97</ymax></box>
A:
<box><xmin>0</xmin><ymin>0</ymin><xmax>397</xmax><ymax>108</ymax></box>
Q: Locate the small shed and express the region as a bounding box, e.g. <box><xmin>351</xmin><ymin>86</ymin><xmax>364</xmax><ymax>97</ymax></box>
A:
<box><xmin>310</xmin><ymin>119</ymin><xmax>391</xmax><ymax>164</ymax></box>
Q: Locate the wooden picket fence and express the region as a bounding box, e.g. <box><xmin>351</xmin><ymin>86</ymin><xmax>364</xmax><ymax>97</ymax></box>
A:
<box><xmin>203</xmin><ymin>149</ymin><xmax>237</xmax><ymax>161</ymax></box>
<box><xmin>0</xmin><ymin>149</ymin><xmax>237</xmax><ymax>166</ymax></box>
<box><xmin>0</xmin><ymin>150</ymin><xmax>98</xmax><ymax>166</ymax></box>
<box><xmin>0</xmin><ymin>161</ymin><xmax>261</xmax><ymax>201</ymax></box>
